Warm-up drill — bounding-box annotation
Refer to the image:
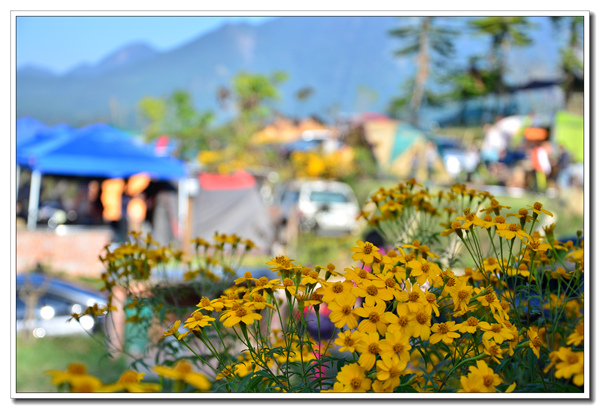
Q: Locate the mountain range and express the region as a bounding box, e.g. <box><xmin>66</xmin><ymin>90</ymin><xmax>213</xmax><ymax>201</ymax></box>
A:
<box><xmin>16</xmin><ymin>16</ymin><xmax>563</xmax><ymax>131</ymax></box>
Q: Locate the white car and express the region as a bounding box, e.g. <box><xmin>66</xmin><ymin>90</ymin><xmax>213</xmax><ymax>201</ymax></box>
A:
<box><xmin>277</xmin><ymin>179</ymin><xmax>360</xmax><ymax>236</ymax></box>
<box><xmin>16</xmin><ymin>273</ymin><xmax>108</xmax><ymax>338</ymax></box>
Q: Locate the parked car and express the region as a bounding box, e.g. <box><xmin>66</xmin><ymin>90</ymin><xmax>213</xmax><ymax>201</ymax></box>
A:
<box><xmin>16</xmin><ymin>273</ymin><xmax>108</xmax><ymax>338</ymax></box>
<box><xmin>274</xmin><ymin>179</ymin><xmax>360</xmax><ymax>236</ymax></box>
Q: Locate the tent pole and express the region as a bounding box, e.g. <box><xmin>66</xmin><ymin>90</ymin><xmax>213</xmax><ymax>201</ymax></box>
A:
<box><xmin>177</xmin><ymin>179</ymin><xmax>187</xmax><ymax>244</ymax></box>
<box><xmin>16</xmin><ymin>165</ymin><xmax>20</xmax><ymax>200</ymax></box>
<box><xmin>27</xmin><ymin>170</ymin><xmax>41</xmax><ymax>230</ymax></box>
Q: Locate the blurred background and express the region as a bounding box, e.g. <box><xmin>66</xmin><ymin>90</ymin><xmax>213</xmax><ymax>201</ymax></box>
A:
<box><xmin>14</xmin><ymin>14</ymin><xmax>585</xmax><ymax>392</ymax></box>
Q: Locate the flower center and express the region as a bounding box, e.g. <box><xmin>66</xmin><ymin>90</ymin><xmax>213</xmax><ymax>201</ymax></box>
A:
<box><xmin>366</xmin><ymin>285</ymin><xmax>379</xmax><ymax>296</ymax></box>
<box><xmin>398</xmin><ymin>316</ymin><xmax>409</xmax><ymax>327</ymax></box>
<box><xmin>389</xmin><ymin>367</ymin><xmax>401</xmax><ymax>377</ymax></box>
<box><xmin>438</xmin><ymin>323</ymin><xmax>449</xmax><ymax>334</ymax></box>
<box><xmin>532</xmin><ymin>337</ymin><xmax>542</xmax><ymax>348</ymax></box>
<box><xmin>385</xmin><ymin>278</ymin><xmax>396</xmax><ymax>288</ymax></box>
<box><xmin>533</xmin><ymin>202</ymin><xmax>543</xmax><ymax>211</ymax></box>
<box><xmin>491</xmin><ymin>324</ymin><xmax>502</xmax><ymax>333</ymax></box>
<box><xmin>67</xmin><ymin>363</ymin><xmax>86</xmax><ymax>375</ymax></box>
<box><xmin>451</xmin><ymin>221</ymin><xmax>462</xmax><ymax>229</ymax></box>
<box><xmin>458</xmin><ymin>290</ymin><xmax>469</xmax><ymax>301</ymax></box>
<box><xmin>567</xmin><ymin>354</ymin><xmax>579</xmax><ymax>364</ymax></box>
<box><xmin>341</xmin><ymin>305</ymin><xmax>353</xmax><ymax>316</ymax></box>
<box><xmin>447</xmin><ymin>277</ymin><xmax>456</xmax><ymax>287</ymax></box>
<box><xmin>367</xmin><ymin>343</ymin><xmax>381</xmax><ymax>354</ymax></box>
<box><xmin>485</xmin><ymin>293</ymin><xmax>496</xmax><ymax>303</ymax></box>
<box><xmin>283</xmin><ymin>278</ymin><xmax>294</xmax><ymax>287</ymax></box>
<box><xmin>176</xmin><ymin>361</ymin><xmax>193</xmax><ymax>374</ymax></box>
<box><xmin>467</xmin><ymin>317</ymin><xmax>479</xmax><ymax>326</ymax></box>
<box><xmin>420</xmin><ymin>264</ymin><xmax>430</xmax><ymax>273</ymax></box>
<box><xmin>426</xmin><ymin>293</ymin><xmax>436</xmax><ymax>304</ymax></box>
<box><xmin>258</xmin><ymin>277</ymin><xmax>269</xmax><ymax>286</ymax></box>
<box><xmin>483</xmin><ymin>375</ymin><xmax>494</xmax><ymax>387</ymax></box>
<box><xmin>344</xmin><ymin>337</ymin><xmax>355</xmax><ymax>346</ymax></box>
<box><xmin>415</xmin><ymin>312</ymin><xmax>429</xmax><ymax>325</ymax></box>
<box><xmin>508</xmin><ymin>223</ymin><xmax>519</xmax><ymax>232</ymax></box>
<box><xmin>119</xmin><ymin>370</ymin><xmax>139</xmax><ymax>384</ymax></box>
<box><xmin>408</xmin><ymin>292</ymin><xmax>420</xmax><ymax>302</ymax></box>
<box><xmin>494</xmin><ymin>216</ymin><xmax>505</xmax><ymax>223</ymax></box>
<box><xmin>393</xmin><ymin>343</ymin><xmax>405</xmax><ymax>353</ymax></box>
<box><xmin>200</xmin><ymin>297</ymin><xmax>211</xmax><ymax>307</ymax></box>
<box><xmin>350</xmin><ymin>378</ymin><xmax>363</xmax><ymax>390</ymax></box>
<box><xmin>363</xmin><ymin>243</ymin><xmax>373</xmax><ymax>255</ymax></box>
<box><xmin>332</xmin><ymin>282</ymin><xmax>344</xmax><ymax>293</ymax></box>
<box><xmin>358</xmin><ymin>270</ymin><xmax>368</xmax><ymax>279</ymax></box>
<box><xmin>235</xmin><ymin>308</ymin><xmax>248</xmax><ymax>317</ymax></box>
<box><xmin>519</xmin><ymin>208</ymin><xmax>528</xmax><ymax>216</ymax></box>
<box><xmin>368</xmin><ymin>312</ymin><xmax>380</xmax><ymax>323</ymax></box>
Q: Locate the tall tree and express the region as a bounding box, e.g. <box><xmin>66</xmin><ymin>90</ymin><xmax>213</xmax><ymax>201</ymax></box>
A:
<box><xmin>468</xmin><ymin>16</ymin><xmax>533</xmax><ymax>116</ymax></box>
<box><xmin>137</xmin><ymin>90</ymin><xmax>214</xmax><ymax>160</ymax></box>
<box><xmin>550</xmin><ymin>16</ymin><xmax>584</xmax><ymax>106</ymax></box>
<box><xmin>389</xmin><ymin>16</ymin><xmax>458</xmax><ymax>126</ymax></box>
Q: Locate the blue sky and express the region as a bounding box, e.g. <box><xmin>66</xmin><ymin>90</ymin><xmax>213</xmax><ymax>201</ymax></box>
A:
<box><xmin>16</xmin><ymin>16</ymin><xmax>274</xmax><ymax>74</ymax></box>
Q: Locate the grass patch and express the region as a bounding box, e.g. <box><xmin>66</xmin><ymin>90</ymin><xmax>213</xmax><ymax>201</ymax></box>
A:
<box><xmin>15</xmin><ymin>333</ymin><xmax>129</xmax><ymax>393</ymax></box>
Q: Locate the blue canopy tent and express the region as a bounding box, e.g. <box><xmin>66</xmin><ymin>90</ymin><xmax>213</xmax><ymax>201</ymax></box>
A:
<box><xmin>17</xmin><ymin>122</ymin><xmax>188</xmax><ymax>231</ymax></box>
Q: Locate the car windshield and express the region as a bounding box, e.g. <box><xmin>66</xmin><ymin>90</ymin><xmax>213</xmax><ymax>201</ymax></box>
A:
<box><xmin>309</xmin><ymin>191</ymin><xmax>349</xmax><ymax>203</ymax></box>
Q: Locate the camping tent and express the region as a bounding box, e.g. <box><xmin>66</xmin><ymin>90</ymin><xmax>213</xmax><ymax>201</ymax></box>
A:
<box><xmin>191</xmin><ymin>171</ymin><xmax>274</xmax><ymax>252</ymax></box>
<box><xmin>362</xmin><ymin>119</ymin><xmax>449</xmax><ymax>181</ymax></box>
<box><xmin>17</xmin><ymin>122</ymin><xmax>188</xmax><ymax>230</ymax></box>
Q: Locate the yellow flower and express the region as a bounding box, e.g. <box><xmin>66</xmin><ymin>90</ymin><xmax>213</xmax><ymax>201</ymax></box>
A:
<box><xmin>527</xmin><ymin>328</ymin><xmax>544</xmax><ymax>358</ymax></box>
<box><xmin>482</xmin><ymin>339</ymin><xmax>505</xmax><ymax>364</ymax></box>
<box><xmin>352</xmin><ymin>279</ymin><xmax>394</xmax><ymax>305</ymax></box>
<box><xmin>335</xmin><ymin>363</ymin><xmax>372</xmax><ymax>392</ymax></box>
<box><xmin>383</xmin><ymin>302</ymin><xmax>413</xmax><ymax>336</ymax></box>
<box><xmin>411</xmin><ymin>310</ymin><xmax>432</xmax><ymax>341</ymax></box>
<box><xmin>350</xmin><ymin>240</ymin><xmax>381</xmax><ymax>265</ymax></box>
<box><xmin>154</xmin><ymin>360</ymin><xmax>211</xmax><ymax>391</ymax></box>
<box><xmin>334</xmin><ymin>330</ymin><xmax>363</xmax><ymax>353</ymax></box>
<box><xmin>355</xmin><ymin>300</ymin><xmax>389</xmax><ymax>335</ymax></box>
<box><xmin>545</xmin><ymin>347</ymin><xmax>584</xmax><ymax>386</ymax></box>
<box><xmin>46</xmin><ymin>362</ymin><xmax>89</xmax><ymax>386</ymax></box>
<box><xmin>376</xmin><ymin>356</ymin><xmax>404</xmax><ymax>390</ymax></box>
<box><xmin>527</xmin><ymin>202</ymin><xmax>553</xmax><ymax>217</ymax></box>
<box><xmin>328</xmin><ymin>293</ymin><xmax>360</xmax><ymax>329</ymax></box>
<box><xmin>440</xmin><ymin>221</ymin><xmax>467</xmax><ymax>237</ymax></box>
<box><xmin>102</xmin><ymin>370</ymin><xmax>162</xmax><ymax>393</ymax></box>
<box><xmin>449</xmin><ymin>280</ymin><xmax>474</xmax><ymax>313</ymax></box>
<box><xmin>356</xmin><ymin>332</ymin><xmax>383</xmax><ymax>370</ymax></box>
<box><xmin>69</xmin><ymin>375</ymin><xmax>105</xmax><ymax>393</ymax></box>
<box><xmin>459</xmin><ymin>316</ymin><xmax>480</xmax><ymax>334</ymax></box>
<box><xmin>459</xmin><ymin>360</ymin><xmax>501</xmax><ymax>392</ymax></box>
<box><xmin>429</xmin><ymin>321</ymin><xmax>461</xmax><ymax>345</ymax></box>
<box><xmin>318</xmin><ymin>279</ymin><xmax>355</xmax><ymax>303</ymax></box>
<box><xmin>496</xmin><ymin>223</ymin><xmax>530</xmax><ymax>241</ymax></box>
<box><xmin>379</xmin><ymin>331</ymin><xmax>411</xmax><ymax>368</ymax></box>
<box><xmin>480</xmin><ymin>199</ymin><xmax>510</xmax><ymax>215</ymax></box>
<box><xmin>220</xmin><ymin>305</ymin><xmax>263</xmax><ymax>327</ymax></box>
<box><xmin>183</xmin><ymin>311</ymin><xmax>216</xmax><ymax>332</ymax></box>
<box><xmin>567</xmin><ymin>322</ymin><xmax>584</xmax><ymax>346</ymax></box>
<box><xmin>161</xmin><ymin>320</ymin><xmax>181</xmax><ymax>338</ymax></box>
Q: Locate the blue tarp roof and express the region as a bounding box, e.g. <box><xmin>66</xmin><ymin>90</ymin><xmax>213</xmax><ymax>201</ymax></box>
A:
<box><xmin>17</xmin><ymin>122</ymin><xmax>187</xmax><ymax>180</ymax></box>
<box><xmin>17</xmin><ymin>123</ymin><xmax>74</xmax><ymax>165</ymax></box>
<box><xmin>16</xmin><ymin>117</ymin><xmax>50</xmax><ymax>147</ymax></box>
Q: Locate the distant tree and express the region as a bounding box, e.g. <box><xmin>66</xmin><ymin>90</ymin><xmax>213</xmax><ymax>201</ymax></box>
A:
<box><xmin>389</xmin><ymin>16</ymin><xmax>458</xmax><ymax>126</ymax></box>
<box><xmin>550</xmin><ymin>16</ymin><xmax>584</xmax><ymax>106</ymax></box>
<box><xmin>294</xmin><ymin>86</ymin><xmax>315</xmax><ymax>117</ymax></box>
<box><xmin>468</xmin><ymin>16</ymin><xmax>534</xmax><ymax>116</ymax></box>
<box><xmin>137</xmin><ymin>90</ymin><xmax>214</xmax><ymax>160</ymax></box>
<box><xmin>212</xmin><ymin>70</ymin><xmax>289</xmax><ymax>168</ymax></box>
